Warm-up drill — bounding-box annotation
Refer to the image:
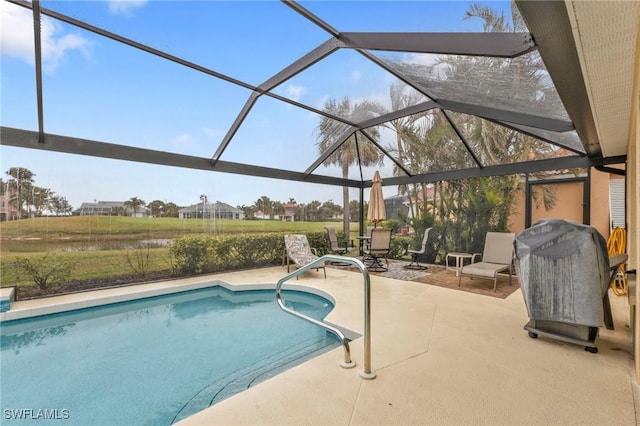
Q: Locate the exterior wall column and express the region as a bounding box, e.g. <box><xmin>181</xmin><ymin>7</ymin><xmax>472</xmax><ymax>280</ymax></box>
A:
<box><xmin>629</xmin><ymin>19</ymin><xmax>640</xmax><ymax>382</ymax></box>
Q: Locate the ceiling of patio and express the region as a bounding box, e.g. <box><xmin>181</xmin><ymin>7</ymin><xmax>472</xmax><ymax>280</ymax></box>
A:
<box><xmin>1</xmin><ymin>0</ymin><xmax>636</xmax><ymax>190</ymax></box>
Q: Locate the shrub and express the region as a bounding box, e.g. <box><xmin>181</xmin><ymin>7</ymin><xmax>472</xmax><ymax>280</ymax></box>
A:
<box><xmin>390</xmin><ymin>235</ymin><xmax>412</xmax><ymax>259</ymax></box>
<box><xmin>169</xmin><ymin>235</ymin><xmax>214</xmax><ymax>274</ymax></box>
<box><xmin>230</xmin><ymin>234</ymin><xmax>282</xmax><ymax>268</ymax></box>
<box><xmin>13</xmin><ymin>254</ymin><xmax>76</xmax><ymax>290</ymax></box>
<box><xmin>125</xmin><ymin>244</ymin><xmax>152</xmax><ymax>278</ymax></box>
<box><xmin>305</xmin><ymin>232</ymin><xmax>331</xmax><ymax>256</ymax></box>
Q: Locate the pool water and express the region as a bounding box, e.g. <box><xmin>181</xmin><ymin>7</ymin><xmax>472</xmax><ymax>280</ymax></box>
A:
<box><xmin>0</xmin><ymin>287</ymin><xmax>340</xmax><ymax>425</ymax></box>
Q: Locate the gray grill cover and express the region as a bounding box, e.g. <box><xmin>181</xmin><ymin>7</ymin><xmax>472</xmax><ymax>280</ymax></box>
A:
<box><xmin>514</xmin><ymin>219</ymin><xmax>609</xmax><ymax>327</ymax></box>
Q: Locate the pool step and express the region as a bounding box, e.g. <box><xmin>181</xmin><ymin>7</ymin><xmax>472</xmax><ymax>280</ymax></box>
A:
<box><xmin>172</xmin><ymin>334</ymin><xmax>339</xmax><ymax>423</ymax></box>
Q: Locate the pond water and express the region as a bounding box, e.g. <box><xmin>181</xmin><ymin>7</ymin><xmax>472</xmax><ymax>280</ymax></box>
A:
<box><xmin>0</xmin><ymin>238</ymin><xmax>172</xmax><ymax>253</ymax></box>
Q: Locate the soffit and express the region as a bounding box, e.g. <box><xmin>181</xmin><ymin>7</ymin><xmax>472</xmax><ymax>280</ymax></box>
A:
<box><xmin>566</xmin><ymin>0</ymin><xmax>640</xmax><ymax>157</ymax></box>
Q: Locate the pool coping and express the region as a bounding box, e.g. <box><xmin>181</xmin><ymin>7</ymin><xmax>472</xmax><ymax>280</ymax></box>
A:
<box><xmin>0</xmin><ymin>286</ymin><xmax>15</xmax><ymax>313</ymax></box>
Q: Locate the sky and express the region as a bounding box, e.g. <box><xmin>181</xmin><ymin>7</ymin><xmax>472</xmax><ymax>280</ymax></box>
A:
<box><xmin>0</xmin><ymin>0</ymin><xmax>510</xmax><ymax>210</ymax></box>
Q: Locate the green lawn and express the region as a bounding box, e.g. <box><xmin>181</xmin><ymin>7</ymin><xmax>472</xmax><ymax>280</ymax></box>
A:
<box><xmin>1</xmin><ymin>247</ymin><xmax>174</xmax><ymax>286</ymax></box>
<box><xmin>0</xmin><ymin>216</ymin><xmax>358</xmax><ymax>240</ymax></box>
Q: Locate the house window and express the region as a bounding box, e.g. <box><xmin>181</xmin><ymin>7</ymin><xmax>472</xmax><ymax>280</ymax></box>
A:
<box><xmin>609</xmin><ymin>179</ymin><xmax>625</xmax><ymax>229</ymax></box>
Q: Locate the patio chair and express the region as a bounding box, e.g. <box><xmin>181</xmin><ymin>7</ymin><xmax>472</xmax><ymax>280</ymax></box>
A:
<box><xmin>363</xmin><ymin>228</ymin><xmax>392</xmax><ymax>272</ymax></box>
<box><xmin>404</xmin><ymin>227</ymin><xmax>432</xmax><ymax>270</ymax></box>
<box><xmin>325</xmin><ymin>226</ymin><xmax>355</xmax><ymax>255</ymax></box>
<box><xmin>284</xmin><ymin>234</ymin><xmax>326</xmax><ymax>278</ymax></box>
<box><xmin>458</xmin><ymin>232</ymin><xmax>515</xmax><ymax>292</ymax></box>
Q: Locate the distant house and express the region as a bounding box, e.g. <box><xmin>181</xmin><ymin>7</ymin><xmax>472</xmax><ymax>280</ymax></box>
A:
<box><xmin>282</xmin><ymin>202</ymin><xmax>296</xmax><ymax>221</ymax></box>
<box><xmin>73</xmin><ymin>201</ymin><xmax>149</xmax><ymax>217</ymax></box>
<box><xmin>255</xmin><ymin>203</ymin><xmax>296</xmax><ymax>221</ymax></box>
<box><xmin>384</xmin><ymin>194</ymin><xmax>410</xmax><ymax>222</ymax></box>
<box><xmin>0</xmin><ymin>190</ymin><xmax>20</xmax><ymax>221</ymax></box>
<box><xmin>384</xmin><ymin>186</ymin><xmax>436</xmax><ymax>221</ymax></box>
<box><xmin>178</xmin><ymin>201</ymin><xmax>244</xmax><ymax>220</ymax></box>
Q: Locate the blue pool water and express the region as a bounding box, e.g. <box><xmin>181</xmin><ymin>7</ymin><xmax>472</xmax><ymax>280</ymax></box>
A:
<box><xmin>0</xmin><ymin>286</ymin><xmax>340</xmax><ymax>425</ymax></box>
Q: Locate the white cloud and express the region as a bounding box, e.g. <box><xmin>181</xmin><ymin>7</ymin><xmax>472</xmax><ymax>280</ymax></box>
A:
<box><xmin>351</xmin><ymin>70</ymin><xmax>362</xmax><ymax>81</ymax></box>
<box><xmin>173</xmin><ymin>134</ymin><xmax>193</xmax><ymax>146</ymax></box>
<box><xmin>108</xmin><ymin>0</ymin><xmax>148</xmax><ymax>16</ymax></box>
<box><xmin>1</xmin><ymin>1</ymin><xmax>91</xmax><ymax>72</ymax></box>
<box><xmin>404</xmin><ymin>52</ymin><xmax>439</xmax><ymax>67</ymax></box>
<box><xmin>285</xmin><ymin>85</ymin><xmax>307</xmax><ymax>102</ymax></box>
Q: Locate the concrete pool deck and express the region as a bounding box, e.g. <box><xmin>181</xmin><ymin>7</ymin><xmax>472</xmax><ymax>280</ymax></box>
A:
<box><xmin>4</xmin><ymin>265</ymin><xmax>638</xmax><ymax>425</ymax></box>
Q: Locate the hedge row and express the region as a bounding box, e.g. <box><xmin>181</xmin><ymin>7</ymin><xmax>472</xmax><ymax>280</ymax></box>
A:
<box><xmin>170</xmin><ymin>231</ymin><xmax>412</xmax><ymax>274</ymax></box>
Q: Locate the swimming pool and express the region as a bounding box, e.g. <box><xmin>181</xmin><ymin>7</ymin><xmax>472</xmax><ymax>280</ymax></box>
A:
<box><xmin>0</xmin><ymin>286</ymin><xmax>340</xmax><ymax>425</ymax></box>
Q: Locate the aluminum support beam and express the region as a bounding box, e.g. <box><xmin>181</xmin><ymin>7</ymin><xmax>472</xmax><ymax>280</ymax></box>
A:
<box><xmin>1</xmin><ymin>126</ymin><xmax>624</xmax><ymax>190</ymax></box>
<box><xmin>359</xmin><ymin>129</ymin><xmax>413</xmax><ymax>177</ymax></box>
<box><xmin>212</xmin><ymin>92</ymin><xmax>260</xmax><ymax>162</ymax></box>
<box><xmin>214</xmin><ymin>39</ymin><xmax>342</xmax><ymax>163</ymax></box>
<box><xmin>0</xmin><ymin>127</ymin><xmax>363</xmax><ymax>188</ymax></box>
<box><xmin>281</xmin><ymin>0</ymin><xmax>340</xmax><ymax>37</ymax></box>
<box><xmin>436</xmin><ymin>99</ymin><xmax>575</xmax><ymax>133</ymax></box>
<box><xmin>339</xmin><ymin>32</ymin><xmax>536</xmax><ymax>58</ymax></box>
<box><xmin>442</xmin><ymin>110</ymin><xmax>483</xmax><ymax>168</ymax></box>
<box><xmin>258</xmin><ymin>39</ymin><xmax>342</xmax><ymax>92</ymax></box>
<box><xmin>31</xmin><ymin>0</ymin><xmax>45</xmax><ymax>144</ymax></box>
<box><xmin>516</xmin><ymin>0</ymin><xmax>601</xmax><ymax>155</ymax></box>
<box><xmin>304</xmin><ymin>125</ymin><xmax>359</xmax><ymax>175</ymax></box>
<box><xmin>355</xmin><ymin>101</ymin><xmax>438</xmax><ymax>130</ymax></box>
<box><xmin>382</xmin><ymin>155</ymin><xmax>624</xmax><ymax>187</ymax></box>
<box><xmin>494</xmin><ymin>121</ymin><xmax>586</xmax><ymax>155</ymax></box>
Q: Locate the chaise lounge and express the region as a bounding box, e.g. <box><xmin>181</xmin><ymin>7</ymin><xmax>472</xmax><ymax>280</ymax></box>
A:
<box><xmin>284</xmin><ymin>234</ymin><xmax>326</xmax><ymax>278</ymax></box>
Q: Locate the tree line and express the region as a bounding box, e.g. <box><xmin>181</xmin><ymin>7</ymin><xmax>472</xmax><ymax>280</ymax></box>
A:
<box><xmin>0</xmin><ymin>167</ymin><xmax>72</xmax><ymax>218</ymax></box>
<box><xmin>238</xmin><ymin>196</ymin><xmax>364</xmax><ymax>222</ymax></box>
<box><xmin>0</xmin><ymin>167</ymin><xmax>366</xmax><ymax>221</ymax></box>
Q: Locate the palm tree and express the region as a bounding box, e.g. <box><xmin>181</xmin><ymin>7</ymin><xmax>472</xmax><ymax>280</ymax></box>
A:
<box><xmin>124</xmin><ymin>197</ymin><xmax>145</xmax><ymax>217</ymax></box>
<box><xmin>31</xmin><ymin>186</ymin><xmax>52</xmax><ymax>216</ymax></box>
<box><xmin>49</xmin><ymin>194</ymin><xmax>72</xmax><ymax>216</ymax></box>
<box><xmin>316</xmin><ymin>98</ymin><xmax>384</xmax><ymax>237</ymax></box>
<box><xmin>110</xmin><ymin>206</ymin><xmax>126</xmax><ymax>216</ymax></box>
<box><xmin>5</xmin><ymin>167</ymin><xmax>35</xmax><ymax>218</ymax></box>
<box><xmin>272</xmin><ymin>201</ymin><xmax>285</xmax><ymax>219</ymax></box>
<box><xmin>199</xmin><ymin>194</ymin><xmax>208</xmax><ymax>219</ymax></box>
<box><xmin>254</xmin><ymin>195</ymin><xmax>272</xmax><ymax>219</ymax></box>
<box><xmin>147</xmin><ymin>200</ymin><xmax>165</xmax><ymax>218</ymax></box>
<box><xmin>382</xmin><ymin>82</ymin><xmax>431</xmax><ymax>219</ymax></box>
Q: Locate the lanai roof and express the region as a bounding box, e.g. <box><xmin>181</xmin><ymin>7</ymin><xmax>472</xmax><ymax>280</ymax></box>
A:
<box><xmin>1</xmin><ymin>0</ymin><xmax>634</xmax><ymax>192</ymax></box>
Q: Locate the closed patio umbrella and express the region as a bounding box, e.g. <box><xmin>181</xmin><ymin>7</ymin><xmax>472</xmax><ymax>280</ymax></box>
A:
<box><xmin>367</xmin><ymin>171</ymin><xmax>386</xmax><ymax>226</ymax></box>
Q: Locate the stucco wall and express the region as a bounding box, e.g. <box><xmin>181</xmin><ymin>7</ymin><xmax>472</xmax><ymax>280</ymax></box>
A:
<box><xmin>509</xmin><ymin>172</ymin><xmax>614</xmax><ymax>239</ymax></box>
<box><xmin>627</xmin><ymin>15</ymin><xmax>640</xmax><ymax>382</ymax></box>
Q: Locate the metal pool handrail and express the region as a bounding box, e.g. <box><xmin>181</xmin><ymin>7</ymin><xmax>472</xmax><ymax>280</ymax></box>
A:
<box><xmin>275</xmin><ymin>254</ymin><xmax>376</xmax><ymax>380</ymax></box>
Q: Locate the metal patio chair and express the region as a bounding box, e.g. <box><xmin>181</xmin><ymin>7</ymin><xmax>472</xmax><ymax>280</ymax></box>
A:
<box><xmin>404</xmin><ymin>227</ymin><xmax>432</xmax><ymax>270</ymax></box>
<box><xmin>363</xmin><ymin>228</ymin><xmax>392</xmax><ymax>272</ymax></box>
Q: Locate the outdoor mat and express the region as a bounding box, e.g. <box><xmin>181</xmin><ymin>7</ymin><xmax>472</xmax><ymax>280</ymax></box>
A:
<box><xmin>333</xmin><ymin>259</ymin><xmax>431</xmax><ymax>281</ymax></box>
<box><xmin>411</xmin><ymin>265</ymin><xmax>521</xmax><ymax>299</ymax></box>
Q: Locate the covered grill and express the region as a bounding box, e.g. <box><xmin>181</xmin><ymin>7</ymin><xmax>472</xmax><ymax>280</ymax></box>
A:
<box><xmin>514</xmin><ymin>219</ymin><xmax>614</xmax><ymax>353</ymax></box>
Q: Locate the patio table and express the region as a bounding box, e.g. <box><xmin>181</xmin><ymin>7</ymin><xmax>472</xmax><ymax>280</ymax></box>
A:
<box><xmin>357</xmin><ymin>236</ymin><xmax>370</xmax><ymax>257</ymax></box>
<box><xmin>446</xmin><ymin>252</ymin><xmax>473</xmax><ymax>276</ymax></box>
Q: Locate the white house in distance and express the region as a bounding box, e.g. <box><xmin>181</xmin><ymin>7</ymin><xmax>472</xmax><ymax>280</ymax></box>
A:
<box><xmin>73</xmin><ymin>201</ymin><xmax>149</xmax><ymax>217</ymax></box>
<box><xmin>178</xmin><ymin>201</ymin><xmax>244</xmax><ymax>220</ymax></box>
